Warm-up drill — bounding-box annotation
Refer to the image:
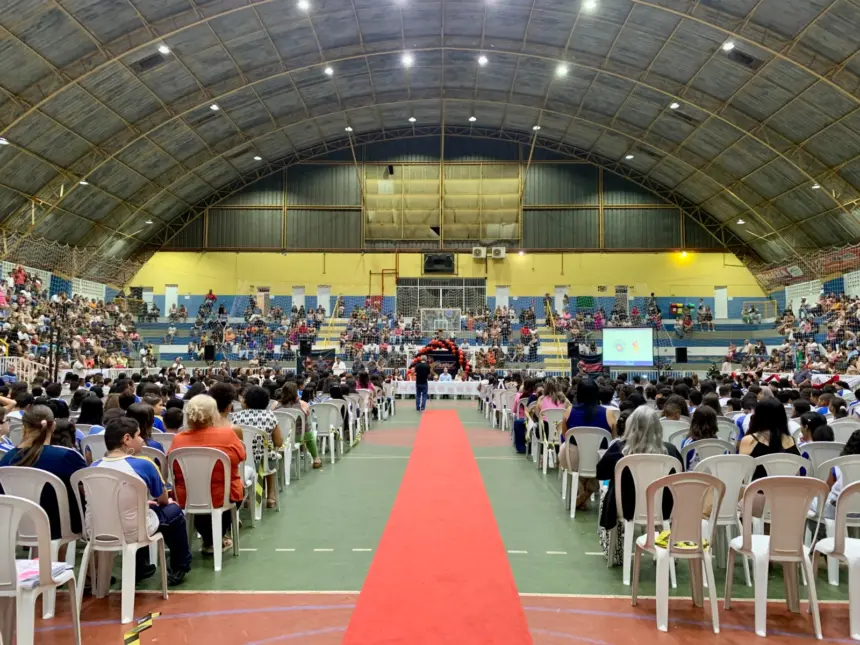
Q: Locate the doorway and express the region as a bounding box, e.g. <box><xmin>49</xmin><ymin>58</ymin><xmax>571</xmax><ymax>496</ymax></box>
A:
<box><xmin>714</xmin><ymin>286</ymin><xmax>728</xmax><ymax>319</ymax></box>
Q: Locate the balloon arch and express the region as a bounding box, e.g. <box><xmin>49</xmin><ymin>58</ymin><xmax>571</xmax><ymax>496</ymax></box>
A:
<box><xmin>408</xmin><ymin>338</ymin><xmax>472</xmax><ymax>379</ymax></box>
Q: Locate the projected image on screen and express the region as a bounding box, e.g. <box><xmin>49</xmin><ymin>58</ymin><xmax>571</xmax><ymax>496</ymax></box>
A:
<box><xmin>602</xmin><ymin>328</ymin><xmax>655</xmax><ymax>367</ymax></box>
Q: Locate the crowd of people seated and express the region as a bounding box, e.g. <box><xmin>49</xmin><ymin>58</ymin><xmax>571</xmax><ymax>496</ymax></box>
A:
<box><xmin>0</xmin><ymin>266</ymin><xmax>140</xmax><ymax>369</ymax></box>
<box><xmin>0</xmin><ymin>359</ymin><xmax>397</xmax><ymax>595</ymax></box>
<box><xmin>490</xmin><ymin>368</ymin><xmax>860</xmax><ymax>563</ymax></box>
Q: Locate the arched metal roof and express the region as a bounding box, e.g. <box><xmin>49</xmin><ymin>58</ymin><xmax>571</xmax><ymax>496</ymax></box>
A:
<box><xmin>1</xmin><ymin>0</ymin><xmax>859</xmax><ymax>267</ymax></box>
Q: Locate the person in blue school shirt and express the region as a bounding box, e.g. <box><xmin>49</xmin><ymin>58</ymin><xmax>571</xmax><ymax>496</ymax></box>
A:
<box><xmin>90</xmin><ymin>416</ymin><xmax>191</xmax><ymax>585</ymax></box>
<box><xmin>125</xmin><ymin>403</ymin><xmax>164</xmax><ymax>452</ymax></box>
<box><xmin>0</xmin><ymin>406</ymin><xmax>87</xmax><ymax>545</ymax></box>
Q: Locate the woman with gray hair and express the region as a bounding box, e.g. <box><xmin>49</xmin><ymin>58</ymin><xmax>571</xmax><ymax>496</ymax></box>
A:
<box><xmin>595</xmin><ymin>406</ymin><xmax>682</xmax><ymax>534</ymax></box>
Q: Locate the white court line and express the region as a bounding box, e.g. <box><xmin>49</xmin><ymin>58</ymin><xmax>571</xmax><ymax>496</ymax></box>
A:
<box><xmin>584</xmin><ymin>552</ymin><xmax>604</xmax><ymax>556</ymax></box>
<box><xmin>239</xmin><ymin>548</ymin><xmax>258</xmax><ymax>552</ymax></box>
<box><xmin>545</xmin><ymin>551</ymin><xmax>568</xmax><ymax>555</ymax></box>
<box><xmin>314</xmin><ymin>548</ymin><xmax>334</xmax><ymax>552</ymax></box>
<box><xmin>275</xmin><ymin>548</ymin><xmax>296</xmax><ymax>552</ymax></box>
<box><xmin>507</xmin><ymin>550</ymin><xmax>528</xmax><ymax>554</ymax></box>
<box><xmin>352</xmin><ymin>548</ymin><xmax>373</xmax><ymax>552</ymax></box>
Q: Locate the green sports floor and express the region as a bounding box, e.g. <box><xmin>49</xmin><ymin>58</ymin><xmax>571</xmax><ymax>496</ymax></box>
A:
<box><xmin>34</xmin><ymin>401</ymin><xmax>854</xmax><ymax>644</ymax></box>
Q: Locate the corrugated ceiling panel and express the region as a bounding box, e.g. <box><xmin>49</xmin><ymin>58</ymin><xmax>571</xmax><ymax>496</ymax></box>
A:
<box><xmin>207</xmin><ymin>209</ymin><xmax>282</xmax><ymax>249</ymax></box>
<box><xmin>604</xmin><ymin>208</ymin><xmax>682</xmax><ymax>249</ymax></box>
<box><xmin>287</xmin><ymin>164</ymin><xmax>360</xmax><ymax>206</ymax></box>
<box><xmin>523</xmin><ymin>209</ymin><xmax>599</xmax><ymax>249</ymax></box>
<box><xmin>218</xmin><ymin>172</ymin><xmax>285</xmax><ymax>207</ymax></box>
<box><xmin>524</xmin><ymin>164</ymin><xmax>598</xmax><ymax>206</ymax></box>
<box><xmin>603</xmin><ymin>171</ymin><xmax>668</xmax><ymax>205</ymax></box>
<box><xmin>164</xmin><ymin>216</ymin><xmax>204</xmax><ymax>250</ymax></box>
<box><xmin>287</xmin><ymin>209</ymin><xmax>361</xmax><ymax>249</ymax></box>
<box><xmin>683</xmin><ymin>217</ymin><xmax>724</xmax><ymax>249</ymax></box>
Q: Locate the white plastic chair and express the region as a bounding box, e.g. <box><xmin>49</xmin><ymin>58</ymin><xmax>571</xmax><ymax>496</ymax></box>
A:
<box><xmin>812</xmin><ymin>480</ymin><xmax>860</xmax><ymax>640</ymax></box>
<box><xmin>804</xmin><ymin>442</ymin><xmax>846</xmax><ymax>480</ymax></box>
<box><xmin>716</xmin><ymin>418</ymin><xmax>738</xmax><ymax>442</ymax></box>
<box><xmin>660</xmin><ymin>418</ymin><xmax>690</xmax><ymax>441</ymax></box>
<box><xmin>328</xmin><ymin>399</ymin><xmax>349</xmax><ymax>453</ymax></box>
<box><xmin>681</xmin><ymin>439</ymin><xmax>735</xmax><ymax>470</ymax></box>
<box><xmin>0</xmin><ymin>495</ymin><xmax>81</xmax><ymax>645</ymax></box>
<box><xmin>725</xmin><ymin>476</ymin><xmax>828</xmax><ymax>639</ymax></box>
<box><xmin>8</xmin><ymin>417</ymin><xmax>23</xmax><ymax>446</ymax></box>
<box><xmin>538</xmin><ymin>409</ymin><xmax>565</xmax><ymax>474</ymax></box>
<box><xmin>311</xmin><ymin>402</ymin><xmax>343</xmax><ymax>464</ymax></box>
<box><xmin>383</xmin><ymin>381</ymin><xmax>397</xmax><ymax>416</ymax></box>
<box><xmin>71</xmin><ymin>468</ymin><xmax>168</xmax><ymax>624</ymax></box>
<box><xmin>81</xmin><ymin>434</ymin><xmax>108</xmax><ymax>463</ymax></box>
<box><xmin>561</xmin><ymin>427</ymin><xmax>611</xmax><ymax>519</ymax></box>
<box><xmin>667</xmin><ymin>429</ymin><xmax>688</xmax><ymax>453</ymax></box>
<box><xmin>139</xmin><ymin>446</ymin><xmax>168</xmax><ymax>480</ymax></box>
<box><xmin>271</xmin><ymin>412</ymin><xmax>299</xmax><ymax>488</ymax></box>
<box><xmin>491</xmin><ymin>390</ymin><xmax>506</xmax><ymax>429</ymax></box>
<box><xmin>695</xmin><ymin>454</ymin><xmax>755</xmax><ymax>587</ymax></box>
<box><xmin>344</xmin><ymin>394</ymin><xmax>362</xmax><ymax>439</ymax></box>
<box><xmin>168</xmin><ymin>447</ymin><xmax>239</xmax><ymax>573</ymax></box>
<box><xmin>0</xmin><ymin>467</ymin><xmax>82</xmax><ymax>619</ymax></box>
<box><xmin>832</xmin><ymin>418</ymin><xmax>860</xmax><ymax>443</ymax></box>
<box><xmin>274</xmin><ymin>409</ymin><xmax>307</xmax><ymax>480</ymax></box>
<box><xmin>754</xmin><ymin>452</ymin><xmax>808</xmax><ymax>477</ymax></box>
<box><xmin>238</xmin><ymin>425</ymin><xmax>279</xmax><ymax>522</ymax></box>
<box><xmin>632</xmin><ymin>472</ymin><xmax>725</xmax><ymax>633</ymax></box>
<box><xmin>74</xmin><ymin>424</ymin><xmax>92</xmax><ymax>437</ymax></box>
<box><xmin>155</xmin><ymin>432</ymin><xmax>176</xmax><ymax>453</ymax></box>
<box><xmin>612</xmin><ymin>453</ymin><xmax>683</xmax><ymax>586</ymax></box>
<box><xmin>357</xmin><ymin>390</ymin><xmax>373</xmax><ymax>431</ymax></box>
<box><xmin>814</xmin><ymin>455</ymin><xmax>860</xmax><ymax>587</ymax></box>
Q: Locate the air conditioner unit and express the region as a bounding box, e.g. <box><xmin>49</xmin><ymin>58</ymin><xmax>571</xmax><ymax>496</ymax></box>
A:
<box><xmin>472</xmin><ymin>247</ymin><xmax>487</xmax><ymax>259</ymax></box>
<box><xmin>491</xmin><ymin>247</ymin><xmax>507</xmax><ymax>259</ymax></box>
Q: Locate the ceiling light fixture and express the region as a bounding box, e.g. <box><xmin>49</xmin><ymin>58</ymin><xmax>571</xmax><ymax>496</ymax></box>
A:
<box><xmin>78</xmin><ymin>180</ymin><xmax>88</xmax><ymax>186</ymax></box>
<box><xmin>209</xmin><ymin>104</ymin><xmax>220</xmax><ymax>111</ymax></box>
<box><xmin>254</xmin><ymin>156</ymin><xmax>262</xmax><ymax>161</ymax></box>
<box><xmin>408</xmin><ymin>116</ymin><xmax>417</xmax><ymax>123</ymax></box>
<box><xmin>345</xmin><ymin>126</ymin><xmax>353</xmax><ymax>132</ymax></box>
<box><xmin>297</xmin><ymin>0</ymin><xmax>310</xmax><ymax>10</ymax></box>
<box><xmin>158</xmin><ymin>45</ymin><xmax>170</xmax><ymax>55</ymax></box>
<box><xmin>469</xmin><ymin>116</ymin><xmax>477</xmax><ymax>122</ymax></box>
<box><xmin>582</xmin><ymin>0</ymin><xmax>598</xmax><ymax>10</ymax></box>
<box><xmin>518</xmin><ymin>250</ymin><xmax>525</xmax><ymax>256</ymax></box>
<box><xmin>0</xmin><ymin>138</ymin><xmax>8</xmax><ymax>145</ymax></box>
<box><xmin>721</xmin><ymin>40</ymin><xmax>735</xmax><ymax>52</ymax></box>
<box><xmin>669</xmin><ymin>102</ymin><xmax>680</xmax><ymax>109</ymax></box>
<box><xmin>532</xmin><ymin>125</ymin><xmax>541</xmax><ymax>131</ymax></box>
<box><xmin>324</xmin><ymin>66</ymin><xmax>333</xmax><ymax>76</ymax></box>
<box><xmin>625</xmin><ymin>154</ymin><xmax>634</xmax><ymax>160</ymax></box>
<box><xmin>478</xmin><ymin>55</ymin><xmax>488</xmax><ymax>66</ymax></box>
<box><xmin>812</xmin><ymin>183</ymin><xmax>821</xmax><ymax>189</ymax></box>
<box><xmin>556</xmin><ymin>63</ymin><xmax>569</xmax><ymax>77</ymax></box>
<box><xmin>681</xmin><ymin>251</ymin><xmax>688</xmax><ymax>258</ymax></box>
<box><xmin>402</xmin><ymin>52</ymin><xmax>414</xmax><ymax>67</ymax></box>
<box><xmin>737</xmin><ymin>218</ymin><xmax>746</xmax><ymax>225</ymax></box>
<box><xmin>145</xmin><ymin>220</ymin><xmax>153</xmax><ymax>224</ymax></box>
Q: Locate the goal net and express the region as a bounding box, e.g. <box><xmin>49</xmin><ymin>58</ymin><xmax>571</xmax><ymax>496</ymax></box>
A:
<box><xmin>419</xmin><ymin>308</ymin><xmax>462</xmax><ymax>333</ymax></box>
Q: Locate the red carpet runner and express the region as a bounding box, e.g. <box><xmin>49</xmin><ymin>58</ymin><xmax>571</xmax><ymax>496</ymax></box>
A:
<box><xmin>342</xmin><ymin>410</ymin><xmax>533</xmax><ymax>645</ymax></box>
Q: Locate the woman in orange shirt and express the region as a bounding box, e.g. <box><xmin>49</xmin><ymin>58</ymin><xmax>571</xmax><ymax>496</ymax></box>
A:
<box><xmin>169</xmin><ymin>394</ymin><xmax>246</xmax><ymax>554</ymax></box>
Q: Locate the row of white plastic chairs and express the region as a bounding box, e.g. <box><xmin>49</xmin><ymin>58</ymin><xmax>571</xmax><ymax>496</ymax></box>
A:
<box><xmin>522</xmin><ymin>413</ymin><xmax>860</xmax><ymax>640</ymax></box>
<box><xmin>0</xmin><ymin>389</ymin><xmax>396</xmax><ymax>644</ymax></box>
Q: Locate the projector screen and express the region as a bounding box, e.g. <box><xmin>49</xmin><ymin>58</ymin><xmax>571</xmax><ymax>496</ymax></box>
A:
<box><xmin>602</xmin><ymin>328</ymin><xmax>655</xmax><ymax>367</ymax></box>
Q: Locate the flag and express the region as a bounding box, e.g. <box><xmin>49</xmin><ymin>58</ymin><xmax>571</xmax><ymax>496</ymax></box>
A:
<box><xmin>578</xmin><ymin>353</ymin><xmax>603</xmax><ymax>374</ymax></box>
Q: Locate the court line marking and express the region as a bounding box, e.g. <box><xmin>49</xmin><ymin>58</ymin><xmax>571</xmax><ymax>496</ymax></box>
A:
<box><xmin>276</xmin><ymin>548</ymin><xmax>296</xmax><ymax>552</ymax></box>
<box><xmin>314</xmin><ymin>548</ymin><xmax>335</xmax><ymax>552</ymax></box>
<box><xmin>239</xmin><ymin>548</ymin><xmax>258</xmax><ymax>552</ymax></box>
<box><xmin>507</xmin><ymin>550</ymin><xmax>528</xmax><ymax>554</ymax></box>
<box><xmin>352</xmin><ymin>548</ymin><xmax>373</xmax><ymax>552</ymax></box>
<box><xmin>584</xmin><ymin>552</ymin><xmax>604</xmax><ymax>556</ymax></box>
<box><xmin>545</xmin><ymin>551</ymin><xmax>568</xmax><ymax>555</ymax></box>
<box><xmin>126</xmin><ymin>589</ymin><xmax>849</xmax><ymax>604</ymax></box>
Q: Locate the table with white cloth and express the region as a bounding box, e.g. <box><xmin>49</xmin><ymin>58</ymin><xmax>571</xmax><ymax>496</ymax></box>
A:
<box><xmin>395</xmin><ymin>381</ymin><xmax>481</xmax><ymax>398</ymax></box>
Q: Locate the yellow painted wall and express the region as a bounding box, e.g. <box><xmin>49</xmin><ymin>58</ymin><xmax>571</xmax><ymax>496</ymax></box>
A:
<box><xmin>132</xmin><ymin>251</ymin><xmax>764</xmax><ymax>298</ymax></box>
